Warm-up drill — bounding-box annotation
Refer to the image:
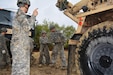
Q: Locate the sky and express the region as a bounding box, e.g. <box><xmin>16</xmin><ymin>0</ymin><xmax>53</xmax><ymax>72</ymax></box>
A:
<box><xmin>0</xmin><ymin>0</ymin><xmax>80</xmax><ymax>28</ymax></box>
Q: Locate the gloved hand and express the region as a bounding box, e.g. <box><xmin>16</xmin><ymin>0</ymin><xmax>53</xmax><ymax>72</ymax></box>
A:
<box><xmin>52</xmin><ymin>43</ymin><xmax>55</xmax><ymax>45</ymax></box>
<box><xmin>2</xmin><ymin>50</ymin><xmax>6</xmax><ymax>54</ymax></box>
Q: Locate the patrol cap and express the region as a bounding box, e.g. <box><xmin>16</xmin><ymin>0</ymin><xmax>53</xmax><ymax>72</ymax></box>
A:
<box><xmin>49</xmin><ymin>25</ymin><xmax>55</xmax><ymax>30</ymax></box>
<box><xmin>41</xmin><ymin>30</ymin><xmax>46</xmax><ymax>34</ymax></box>
<box><xmin>1</xmin><ymin>27</ymin><xmax>7</xmax><ymax>32</ymax></box>
<box><xmin>17</xmin><ymin>0</ymin><xmax>30</xmax><ymax>7</ymax></box>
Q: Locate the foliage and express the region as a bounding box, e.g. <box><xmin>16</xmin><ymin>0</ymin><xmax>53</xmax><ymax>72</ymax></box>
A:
<box><xmin>63</xmin><ymin>25</ymin><xmax>75</xmax><ymax>49</ymax></box>
<box><xmin>34</xmin><ymin>19</ymin><xmax>75</xmax><ymax>49</ymax></box>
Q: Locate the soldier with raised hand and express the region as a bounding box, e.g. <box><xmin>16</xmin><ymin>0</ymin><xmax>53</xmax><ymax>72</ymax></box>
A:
<box><xmin>49</xmin><ymin>25</ymin><xmax>67</xmax><ymax>70</ymax></box>
<box><xmin>11</xmin><ymin>0</ymin><xmax>38</xmax><ymax>75</ymax></box>
<box><xmin>38</xmin><ymin>31</ymin><xmax>50</xmax><ymax>67</ymax></box>
<box><xmin>0</xmin><ymin>28</ymin><xmax>11</xmax><ymax>69</ymax></box>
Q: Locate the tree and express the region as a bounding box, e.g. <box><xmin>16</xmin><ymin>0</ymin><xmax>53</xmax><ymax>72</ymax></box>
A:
<box><xmin>63</xmin><ymin>25</ymin><xmax>75</xmax><ymax>49</ymax></box>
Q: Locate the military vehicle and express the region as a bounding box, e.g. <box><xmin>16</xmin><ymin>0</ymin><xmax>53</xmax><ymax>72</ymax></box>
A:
<box><xmin>56</xmin><ymin>0</ymin><xmax>113</xmax><ymax>75</ymax></box>
<box><xmin>0</xmin><ymin>9</ymin><xmax>14</xmax><ymax>39</ymax></box>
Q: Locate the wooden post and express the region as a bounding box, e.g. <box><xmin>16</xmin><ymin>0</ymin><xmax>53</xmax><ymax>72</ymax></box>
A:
<box><xmin>67</xmin><ymin>45</ymin><xmax>76</xmax><ymax>75</ymax></box>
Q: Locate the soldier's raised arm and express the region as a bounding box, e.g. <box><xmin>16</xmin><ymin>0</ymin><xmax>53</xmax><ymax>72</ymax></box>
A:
<box><xmin>20</xmin><ymin>8</ymin><xmax>38</xmax><ymax>31</ymax></box>
<box><xmin>28</xmin><ymin>8</ymin><xmax>38</xmax><ymax>29</ymax></box>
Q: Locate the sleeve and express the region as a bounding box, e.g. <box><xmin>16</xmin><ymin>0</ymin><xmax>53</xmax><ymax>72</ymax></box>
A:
<box><xmin>60</xmin><ymin>33</ymin><xmax>66</xmax><ymax>43</ymax></box>
<box><xmin>39</xmin><ymin>37</ymin><xmax>43</xmax><ymax>44</ymax></box>
<box><xmin>39</xmin><ymin>37</ymin><xmax>44</xmax><ymax>44</ymax></box>
<box><xmin>43</xmin><ymin>37</ymin><xmax>49</xmax><ymax>44</ymax></box>
<box><xmin>46</xmin><ymin>37</ymin><xmax>50</xmax><ymax>44</ymax></box>
<box><xmin>20</xmin><ymin>15</ymin><xmax>36</xmax><ymax>31</ymax></box>
<box><xmin>0</xmin><ymin>36</ymin><xmax>3</xmax><ymax>50</ymax></box>
<box><xmin>48</xmin><ymin>33</ymin><xmax>53</xmax><ymax>43</ymax></box>
<box><xmin>39</xmin><ymin>37</ymin><xmax>48</xmax><ymax>44</ymax></box>
<box><xmin>0</xmin><ymin>36</ymin><xmax>7</xmax><ymax>52</ymax></box>
<box><xmin>27</xmin><ymin>15</ymin><xmax>36</xmax><ymax>29</ymax></box>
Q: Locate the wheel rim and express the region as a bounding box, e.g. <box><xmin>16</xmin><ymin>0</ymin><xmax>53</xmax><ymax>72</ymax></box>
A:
<box><xmin>88</xmin><ymin>43</ymin><xmax>113</xmax><ymax>75</ymax></box>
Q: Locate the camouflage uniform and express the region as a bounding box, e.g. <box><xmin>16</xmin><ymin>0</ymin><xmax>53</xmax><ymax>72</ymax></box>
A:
<box><xmin>0</xmin><ymin>33</ymin><xmax>11</xmax><ymax>69</ymax></box>
<box><xmin>29</xmin><ymin>37</ymin><xmax>35</xmax><ymax>66</ymax></box>
<box><xmin>49</xmin><ymin>30</ymin><xmax>67</xmax><ymax>67</ymax></box>
<box><xmin>11</xmin><ymin>9</ymin><xmax>36</xmax><ymax>75</ymax></box>
<box><xmin>39</xmin><ymin>32</ymin><xmax>50</xmax><ymax>65</ymax></box>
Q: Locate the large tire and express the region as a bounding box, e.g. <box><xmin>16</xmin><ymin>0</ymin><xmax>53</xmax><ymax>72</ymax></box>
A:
<box><xmin>76</xmin><ymin>21</ymin><xmax>113</xmax><ymax>75</ymax></box>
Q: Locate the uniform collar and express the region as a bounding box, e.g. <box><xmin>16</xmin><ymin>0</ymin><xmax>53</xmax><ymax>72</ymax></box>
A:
<box><xmin>17</xmin><ymin>8</ymin><xmax>26</xmax><ymax>16</ymax></box>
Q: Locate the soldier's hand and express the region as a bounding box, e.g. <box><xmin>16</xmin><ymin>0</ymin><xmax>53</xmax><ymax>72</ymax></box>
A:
<box><xmin>52</xmin><ymin>43</ymin><xmax>55</xmax><ymax>45</ymax></box>
<box><xmin>2</xmin><ymin>50</ymin><xmax>6</xmax><ymax>54</ymax></box>
<box><xmin>33</xmin><ymin>8</ymin><xmax>38</xmax><ymax>17</ymax></box>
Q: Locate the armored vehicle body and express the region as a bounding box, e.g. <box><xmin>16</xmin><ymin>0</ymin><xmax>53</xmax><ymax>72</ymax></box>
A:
<box><xmin>56</xmin><ymin>0</ymin><xmax>113</xmax><ymax>75</ymax></box>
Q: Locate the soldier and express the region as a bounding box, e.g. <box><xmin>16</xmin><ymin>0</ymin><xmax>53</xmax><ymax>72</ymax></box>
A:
<box><xmin>38</xmin><ymin>31</ymin><xmax>50</xmax><ymax>67</ymax></box>
<box><xmin>10</xmin><ymin>0</ymin><xmax>38</xmax><ymax>75</ymax></box>
<box><xmin>49</xmin><ymin>25</ymin><xmax>67</xmax><ymax>70</ymax></box>
<box><xmin>0</xmin><ymin>27</ymin><xmax>11</xmax><ymax>69</ymax></box>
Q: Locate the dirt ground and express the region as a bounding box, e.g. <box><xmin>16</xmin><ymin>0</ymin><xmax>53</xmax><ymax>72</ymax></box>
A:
<box><xmin>0</xmin><ymin>51</ymin><xmax>68</xmax><ymax>75</ymax></box>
